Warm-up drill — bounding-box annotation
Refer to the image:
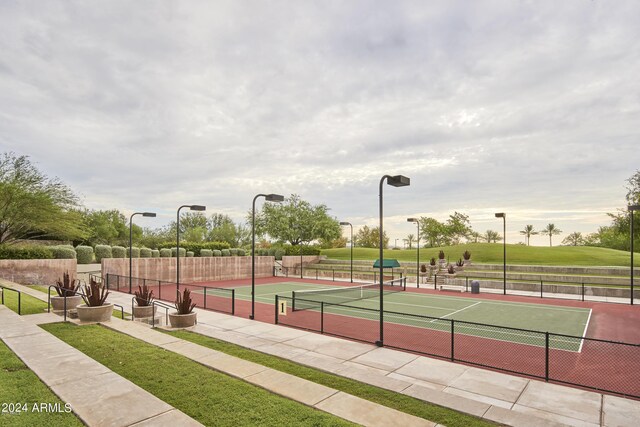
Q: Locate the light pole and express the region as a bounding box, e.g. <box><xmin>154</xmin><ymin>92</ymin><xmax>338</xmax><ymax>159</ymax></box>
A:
<box><xmin>629</xmin><ymin>205</ymin><xmax>640</xmax><ymax>305</ymax></box>
<box><xmin>378</xmin><ymin>174</ymin><xmax>410</xmax><ymax>347</ymax></box>
<box><xmin>407</xmin><ymin>218</ymin><xmax>419</xmax><ymax>287</ymax></box>
<box><xmin>177</xmin><ymin>205</ymin><xmax>206</xmax><ymax>290</ymax></box>
<box><xmin>340</xmin><ymin>222</ymin><xmax>353</xmax><ymax>283</ymax></box>
<box><xmin>251</xmin><ymin>194</ymin><xmax>284</xmax><ymax>319</ymax></box>
<box><xmin>495</xmin><ymin>212</ymin><xmax>506</xmax><ymax>295</ymax></box>
<box><xmin>129</xmin><ymin>212</ymin><xmax>156</xmax><ymax>293</ymax></box>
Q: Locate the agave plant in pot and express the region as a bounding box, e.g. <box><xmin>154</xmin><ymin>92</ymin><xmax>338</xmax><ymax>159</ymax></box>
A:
<box><xmin>455</xmin><ymin>258</ymin><xmax>465</xmax><ymax>272</ymax></box>
<box><xmin>51</xmin><ymin>271</ymin><xmax>82</xmax><ymax>312</ymax></box>
<box><xmin>437</xmin><ymin>250</ymin><xmax>446</xmax><ymax>270</ymax></box>
<box><xmin>133</xmin><ymin>284</ymin><xmax>156</xmax><ymax>319</ymax></box>
<box><xmin>169</xmin><ymin>288</ymin><xmax>197</xmax><ymax>328</ymax></box>
<box><xmin>463</xmin><ymin>250</ymin><xmax>472</xmax><ymax>266</ymax></box>
<box><xmin>76</xmin><ymin>278</ymin><xmax>112</xmax><ymax>323</ymax></box>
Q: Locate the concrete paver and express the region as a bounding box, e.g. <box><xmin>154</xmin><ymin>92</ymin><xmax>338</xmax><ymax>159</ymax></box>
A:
<box><xmin>283</xmin><ymin>332</ymin><xmax>375</xmax><ymax>360</ymax></box>
<box><xmin>483</xmin><ymin>406</ymin><xmax>567</xmax><ymax>427</ymax></box>
<box><xmin>129</xmin><ymin>409</ymin><xmax>204</xmax><ymax>427</ymax></box>
<box><xmin>402</xmin><ymin>384</ymin><xmax>491</xmax><ymax>418</ymax></box>
<box><xmin>245</xmin><ymin>369</ymin><xmax>338</xmax><ymax>405</ymax></box>
<box><xmin>448</xmin><ymin>367</ymin><xmax>529</xmax><ymax>403</ymax></box>
<box><xmin>386</xmin><ymin>372</ymin><xmax>446</xmax><ymax>391</ymax></box>
<box><xmin>512</xmin><ymin>404</ymin><xmax>600</xmax><ymax>427</ymax></box>
<box><xmin>602</xmin><ymin>394</ymin><xmax>640</xmax><ymax>427</ymax></box>
<box><xmin>395</xmin><ymin>355</ymin><xmax>469</xmax><ymax>385</ymax></box>
<box><xmin>350</xmin><ymin>346</ymin><xmax>419</xmax><ymax>371</ymax></box>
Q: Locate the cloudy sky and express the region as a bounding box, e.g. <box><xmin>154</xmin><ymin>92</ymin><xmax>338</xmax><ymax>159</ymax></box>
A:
<box><xmin>1</xmin><ymin>1</ymin><xmax>639</xmax><ymax>246</ymax></box>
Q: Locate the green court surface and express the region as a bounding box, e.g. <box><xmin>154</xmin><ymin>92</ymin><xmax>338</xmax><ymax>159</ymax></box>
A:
<box><xmin>195</xmin><ymin>281</ymin><xmax>592</xmax><ymax>352</ymax></box>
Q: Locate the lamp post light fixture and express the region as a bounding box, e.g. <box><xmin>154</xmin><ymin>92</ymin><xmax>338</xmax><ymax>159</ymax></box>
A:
<box><xmin>177</xmin><ymin>205</ymin><xmax>206</xmax><ymax>291</ymax></box>
<box><xmin>377</xmin><ymin>174</ymin><xmax>410</xmax><ymax>347</ymax></box>
<box><xmin>129</xmin><ymin>212</ymin><xmax>156</xmax><ymax>294</ymax></box>
<box><xmin>495</xmin><ymin>212</ymin><xmax>506</xmax><ymax>295</ymax></box>
<box><xmin>339</xmin><ymin>221</ymin><xmax>353</xmax><ymax>283</ymax></box>
<box><xmin>407</xmin><ymin>218</ymin><xmax>420</xmax><ymax>287</ymax></box>
<box><xmin>251</xmin><ymin>194</ymin><xmax>284</xmax><ymax>319</ymax></box>
<box><xmin>629</xmin><ymin>205</ymin><xmax>640</xmax><ymax>305</ymax></box>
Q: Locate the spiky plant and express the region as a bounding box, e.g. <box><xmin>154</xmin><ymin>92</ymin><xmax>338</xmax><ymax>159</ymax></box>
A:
<box><xmin>420</xmin><ymin>264</ymin><xmax>427</xmax><ymax>273</ymax></box>
<box><xmin>456</xmin><ymin>258</ymin><xmax>464</xmax><ymax>267</ymax></box>
<box><xmin>82</xmin><ymin>278</ymin><xmax>110</xmax><ymax>307</ymax></box>
<box><xmin>447</xmin><ymin>264</ymin><xmax>455</xmax><ymax>274</ymax></box>
<box><xmin>175</xmin><ymin>288</ymin><xmax>196</xmax><ymax>314</ymax></box>
<box><xmin>134</xmin><ymin>284</ymin><xmax>154</xmax><ymax>307</ymax></box>
<box><xmin>438</xmin><ymin>250</ymin><xmax>445</xmax><ymax>260</ymax></box>
<box><xmin>429</xmin><ymin>257</ymin><xmax>436</xmax><ymax>266</ymax></box>
<box><xmin>463</xmin><ymin>250</ymin><xmax>471</xmax><ymax>260</ymax></box>
<box><xmin>55</xmin><ymin>271</ymin><xmax>79</xmax><ymax>297</ymax></box>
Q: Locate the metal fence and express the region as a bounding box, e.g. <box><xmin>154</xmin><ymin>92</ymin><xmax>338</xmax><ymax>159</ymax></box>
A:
<box><xmin>275</xmin><ymin>295</ymin><xmax>640</xmax><ymax>398</ymax></box>
<box><xmin>104</xmin><ymin>273</ymin><xmax>235</xmax><ymax>315</ymax></box>
<box><xmin>278</xmin><ymin>266</ymin><xmax>403</xmax><ymax>283</ymax></box>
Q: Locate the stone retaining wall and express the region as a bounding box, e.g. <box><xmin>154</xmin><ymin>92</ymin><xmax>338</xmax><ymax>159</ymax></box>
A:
<box><xmin>282</xmin><ymin>255</ymin><xmax>320</xmax><ymax>269</ymax></box>
<box><xmin>101</xmin><ymin>256</ymin><xmax>274</xmax><ymax>283</ymax></box>
<box><xmin>0</xmin><ymin>259</ymin><xmax>77</xmax><ymax>286</ymax></box>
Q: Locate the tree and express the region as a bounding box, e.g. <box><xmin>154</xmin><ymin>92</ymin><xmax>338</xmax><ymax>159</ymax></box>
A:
<box><xmin>469</xmin><ymin>231</ymin><xmax>482</xmax><ymax>243</ymax></box>
<box><xmin>418</xmin><ymin>217</ymin><xmax>447</xmax><ymax>247</ymax></box>
<box><xmin>253</xmin><ymin>194</ymin><xmax>341</xmax><ymax>245</ymax></box>
<box><xmin>483</xmin><ymin>230</ymin><xmax>502</xmax><ymax>243</ymax></box>
<box><xmin>0</xmin><ymin>152</ymin><xmax>87</xmax><ymax>245</ymax></box>
<box><xmin>445</xmin><ymin>212</ymin><xmax>472</xmax><ymax>244</ymax></box>
<box><xmin>540</xmin><ymin>223</ymin><xmax>562</xmax><ymax>247</ymax></box>
<box><xmin>354</xmin><ymin>225</ymin><xmax>389</xmax><ymax>248</ymax></box>
<box><xmin>562</xmin><ymin>232</ymin><xmax>584</xmax><ymax>246</ymax></box>
<box><xmin>80</xmin><ymin>209</ymin><xmax>139</xmax><ymax>246</ymax></box>
<box><xmin>405</xmin><ymin>234</ymin><xmax>415</xmax><ymax>249</ymax></box>
<box><xmin>519</xmin><ymin>225</ymin><xmax>538</xmax><ymax>246</ymax></box>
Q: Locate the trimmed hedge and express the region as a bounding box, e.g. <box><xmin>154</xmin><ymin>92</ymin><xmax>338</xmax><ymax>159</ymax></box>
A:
<box><xmin>140</xmin><ymin>248</ymin><xmax>152</xmax><ymax>258</ymax></box>
<box><xmin>151</xmin><ymin>249</ymin><xmax>160</xmax><ymax>258</ymax></box>
<box><xmin>200</xmin><ymin>249</ymin><xmax>213</xmax><ymax>257</ymax></box>
<box><xmin>283</xmin><ymin>245</ymin><xmax>321</xmax><ymax>256</ymax></box>
<box><xmin>94</xmin><ymin>245</ymin><xmax>112</xmax><ymax>262</ymax></box>
<box><xmin>127</xmin><ymin>247</ymin><xmax>140</xmax><ymax>258</ymax></box>
<box><xmin>75</xmin><ymin>246</ymin><xmax>94</xmax><ymax>264</ymax></box>
<box><xmin>112</xmin><ymin>246</ymin><xmax>126</xmax><ymax>258</ymax></box>
<box><xmin>186</xmin><ymin>251</ymin><xmax>194</xmax><ymax>257</ymax></box>
<box><xmin>52</xmin><ymin>246</ymin><xmax>76</xmax><ymax>259</ymax></box>
<box><xmin>171</xmin><ymin>247</ymin><xmax>186</xmax><ymax>257</ymax></box>
<box><xmin>157</xmin><ymin>241</ymin><xmax>230</xmax><ymax>256</ymax></box>
<box><xmin>159</xmin><ymin>248</ymin><xmax>171</xmax><ymax>257</ymax></box>
<box><xmin>221</xmin><ymin>249</ymin><xmax>230</xmax><ymax>257</ymax></box>
<box><xmin>212</xmin><ymin>250</ymin><xmax>222</xmax><ymax>257</ymax></box>
<box><xmin>0</xmin><ymin>245</ymin><xmax>54</xmax><ymax>260</ymax></box>
<box><xmin>274</xmin><ymin>249</ymin><xmax>284</xmax><ymax>260</ymax></box>
<box><xmin>229</xmin><ymin>248</ymin><xmax>238</xmax><ymax>256</ymax></box>
<box><xmin>237</xmin><ymin>248</ymin><xmax>246</xmax><ymax>256</ymax></box>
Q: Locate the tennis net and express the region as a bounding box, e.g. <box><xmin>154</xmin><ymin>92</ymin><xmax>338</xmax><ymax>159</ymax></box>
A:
<box><xmin>292</xmin><ymin>277</ymin><xmax>406</xmax><ymax>311</ymax></box>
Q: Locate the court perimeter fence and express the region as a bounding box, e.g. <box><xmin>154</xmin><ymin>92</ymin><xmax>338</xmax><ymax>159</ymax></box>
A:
<box><xmin>103</xmin><ymin>273</ymin><xmax>235</xmax><ymax>315</ymax></box>
<box><xmin>275</xmin><ymin>295</ymin><xmax>640</xmax><ymax>399</ymax></box>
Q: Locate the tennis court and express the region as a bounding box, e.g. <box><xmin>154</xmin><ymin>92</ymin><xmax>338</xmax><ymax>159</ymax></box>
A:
<box><xmin>192</xmin><ymin>280</ymin><xmax>591</xmax><ymax>352</ymax></box>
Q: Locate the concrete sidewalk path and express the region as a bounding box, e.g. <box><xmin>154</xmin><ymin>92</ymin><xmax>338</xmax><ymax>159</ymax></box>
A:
<box><xmin>0</xmin><ymin>305</ymin><xmax>202</xmax><ymax>427</ymax></box>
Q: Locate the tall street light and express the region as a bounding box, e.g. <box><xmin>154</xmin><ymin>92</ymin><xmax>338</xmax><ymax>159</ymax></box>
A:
<box><xmin>407</xmin><ymin>218</ymin><xmax>419</xmax><ymax>287</ymax></box>
<box><xmin>129</xmin><ymin>212</ymin><xmax>156</xmax><ymax>293</ymax></box>
<box><xmin>378</xmin><ymin>174</ymin><xmax>410</xmax><ymax>347</ymax></box>
<box><xmin>340</xmin><ymin>222</ymin><xmax>353</xmax><ymax>283</ymax></box>
<box><xmin>495</xmin><ymin>212</ymin><xmax>506</xmax><ymax>295</ymax></box>
<box><xmin>177</xmin><ymin>205</ymin><xmax>206</xmax><ymax>290</ymax></box>
<box><xmin>251</xmin><ymin>194</ymin><xmax>284</xmax><ymax>320</ymax></box>
<box><xmin>629</xmin><ymin>205</ymin><xmax>640</xmax><ymax>305</ymax></box>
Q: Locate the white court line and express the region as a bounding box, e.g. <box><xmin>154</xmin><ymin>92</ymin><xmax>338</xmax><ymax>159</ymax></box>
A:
<box><xmin>430</xmin><ymin>301</ymin><xmax>481</xmax><ymax>322</ymax></box>
<box><xmin>578</xmin><ymin>309</ymin><xmax>593</xmax><ymax>352</ymax></box>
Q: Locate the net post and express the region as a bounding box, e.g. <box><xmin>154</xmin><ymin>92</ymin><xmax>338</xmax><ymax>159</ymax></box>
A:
<box><xmin>275</xmin><ymin>295</ymin><xmax>279</xmax><ymax>324</ymax></box>
<box><xmin>545</xmin><ymin>332</ymin><xmax>550</xmax><ymax>381</ymax></box>
<box><xmin>231</xmin><ymin>289</ymin><xmax>235</xmax><ymax>315</ymax></box>
<box><xmin>320</xmin><ymin>301</ymin><xmax>324</xmax><ymax>333</ymax></box>
<box><xmin>450</xmin><ymin>319</ymin><xmax>455</xmax><ymax>361</ymax></box>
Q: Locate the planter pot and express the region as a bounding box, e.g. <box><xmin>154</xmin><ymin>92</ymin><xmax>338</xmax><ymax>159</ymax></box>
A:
<box><xmin>76</xmin><ymin>304</ymin><xmax>113</xmax><ymax>323</ymax></box>
<box><xmin>168</xmin><ymin>312</ymin><xmax>197</xmax><ymax>328</ymax></box>
<box><xmin>133</xmin><ymin>305</ymin><xmax>156</xmax><ymax>319</ymax></box>
<box><xmin>463</xmin><ymin>259</ymin><xmax>471</xmax><ymax>266</ymax></box>
<box><xmin>51</xmin><ymin>295</ymin><xmax>83</xmax><ymax>311</ymax></box>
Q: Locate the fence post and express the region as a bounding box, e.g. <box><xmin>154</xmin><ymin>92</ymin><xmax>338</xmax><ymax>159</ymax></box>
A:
<box><xmin>106</xmin><ymin>273</ymin><xmax>110</xmax><ymax>289</ymax></box>
<box><xmin>465</xmin><ymin>276</ymin><xmax>469</xmax><ymax>292</ymax></box>
<box><xmin>540</xmin><ymin>280</ymin><xmax>543</xmax><ymax>298</ymax></box>
<box><xmin>581</xmin><ymin>282</ymin><xmax>585</xmax><ymax>301</ymax></box>
<box><xmin>117</xmin><ymin>275</ymin><xmax>120</xmax><ymax>291</ymax></box>
<box><xmin>158</xmin><ymin>280</ymin><xmax>162</xmax><ymax>300</ymax></box>
<box><xmin>231</xmin><ymin>289</ymin><xmax>235</xmax><ymax>315</ymax></box>
<box><xmin>332</xmin><ymin>268</ymin><xmax>335</xmax><ymax>281</ymax></box>
<box><xmin>545</xmin><ymin>332</ymin><xmax>550</xmax><ymax>382</ymax></box>
<box><xmin>18</xmin><ymin>292</ymin><xmax>21</xmax><ymax>315</ymax></box>
<box><xmin>321</xmin><ymin>301</ymin><xmax>324</xmax><ymax>334</ymax></box>
<box><xmin>204</xmin><ymin>287</ymin><xmax>207</xmax><ymax>310</ymax></box>
<box><xmin>374</xmin><ymin>271</ymin><xmax>377</xmax><ymax>283</ymax></box>
<box><xmin>451</xmin><ymin>319</ymin><xmax>455</xmax><ymax>361</ymax></box>
<box><xmin>275</xmin><ymin>295</ymin><xmax>279</xmax><ymax>324</ymax></box>
<box><xmin>316</xmin><ymin>269</ymin><xmax>318</xmax><ymax>280</ymax></box>
<box><xmin>434</xmin><ymin>274</ymin><xmax>438</xmax><ymax>290</ymax></box>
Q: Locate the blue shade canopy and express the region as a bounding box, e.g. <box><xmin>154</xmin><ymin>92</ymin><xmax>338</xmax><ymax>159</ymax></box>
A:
<box><xmin>373</xmin><ymin>259</ymin><xmax>401</xmax><ymax>268</ymax></box>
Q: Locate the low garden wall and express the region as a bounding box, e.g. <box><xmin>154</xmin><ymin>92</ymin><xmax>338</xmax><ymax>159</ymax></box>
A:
<box><xmin>101</xmin><ymin>256</ymin><xmax>274</xmax><ymax>283</ymax></box>
<box><xmin>282</xmin><ymin>255</ymin><xmax>320</xmax><ymax>269</ymax></box>
<box><xmin>0</xmin><ymin>259</ymin><xmax>77</xmax><ymax>286</ymax></box>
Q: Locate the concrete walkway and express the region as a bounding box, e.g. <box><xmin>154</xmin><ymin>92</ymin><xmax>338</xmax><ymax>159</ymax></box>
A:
<box><xmin>4</xmin><ymin>280</ymin><xmax>640</xmax><ymax>426</ymax></box>
<box><xmin>0</xmin><ymin>305</ymin><xmax>202</xmax><ymax>427</ymax></box>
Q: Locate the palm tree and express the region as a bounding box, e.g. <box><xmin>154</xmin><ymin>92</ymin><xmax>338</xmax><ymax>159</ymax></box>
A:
<box><xmin>405</xmin><ymin>234</ymin><xmax>415</xmax><ymax>250</ymax></box>
<box><xmin>483</xmin><ymin>230</ymin><xmax>502</xmax><ymax>243</ymax></box>
<box><xmin>540</xmin><ymin>223</ymin><xmax>562</xmax><ymax>247</ymax></box>
<box><xmin>519</xmin><ymin>225</ymin><xmax>538</xmax><ymax>246</ymax></box>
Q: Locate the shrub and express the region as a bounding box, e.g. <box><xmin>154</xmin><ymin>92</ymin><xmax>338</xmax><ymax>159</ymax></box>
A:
<box><xmin>51</xmin><ymin>246</ymin><xmax>76</xmax><ymax>259</ymax></box>
<box><xmin>94</xmin><ymin>245</ymin><xmax>112</xmax><ymax>262</ymax></box>
<box><xmin>157</xmin><ymin>241</ymin><xmax>230</xmax><ymax>256</ymax></box>
<box><xmin>134</xmin><ymin>284</ymin><xmax>154</xmax><ymax>306</ymax></box>
<box><xmin>237</xmin><ymin>248</ymin><xmax>246</xmax><ymax>256</ymax></box>
<box><xmin>75</xmin><ymin>245</ymin><xmax>94</xmax><ymax>264</ymax></box>
<box><xmin>186</xmin><ymin>251</ymin><xmax>194</xmax><ymax>257</ymax></box>
<box><xmin>54</xmin><ymin>271</ymin><xmax>79</xmax><ymax>297</ymax></box>
<box><xmin>212</xmin><ymin>250</ymin><xmax>222</xmax><ymax>257</ymax></box>
<box><xmin>200</xmin><ymin>249</ymin><xmax>213</xmax><ymax>257</ymax></box>
<box><xmin>159</xmin><ymin>248</ymin><xmax>171</xmax><ymax>257</ymax></box>
<box><xmin>221</xmin><ymin>249</ymin><xmax>231</xmax><ymax>257</ymax></box>
<box><xmin>127</xmin><ymin>247</ymin><xmax>140</xmax><ymax>258</ymax></box>
<box><xmin>274</xmin><ymin>249</ymin><xmax>284</xmax><ymax>260</ymax></box>
<box><xmin>463</xmin><ymin>250</ymin><xmax>471</xmax><ymax>260</ymax></box>
<box><xmin>151</xmin><ymin>249</ymin><xmax>160</xmax><ymax>258</ymax></box>
<box><xmin>0</xmin><ymin>245</ymin><xmax>53</xmax><ymax>260</ymax></box>
<box><xmin>175</xmin><ymin>288</ymin><xmax>196</xmax><ymax>314</ymax></box>
<box><xmin>81</xmin><ymin>278</ymin><xmax>109</xmax><ymax>307</ymax></box>
<box><xmin>267</xmin><ymin>248</ymin><xmax>276</xmax><ymax>256</ymax></box>
<box><xmin>229</xmin><ymin>248</ymin><xmax>238</xmax><ymax>256</ymax></box>
<box><xmin>112</xmin><ymin>246</ymin><xmax>126</xmax><ymax>258</ymax></box>
<box><xmin>282</xmin><ymin>245</ymin><xmax>321</xmax><ymax>256</ymax></box>
<box><xmin>171</xmin><ymin>247</ymin><xmax>186</xmax><ymax>257</ymax></box>
<box><xmin>139</xmin><ymin>248</ymin><xmax>152</xmax><ymax>258</ymax></box>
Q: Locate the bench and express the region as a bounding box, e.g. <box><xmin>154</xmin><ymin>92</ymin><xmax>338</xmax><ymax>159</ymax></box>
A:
<box><xmin>439</xmin><ymin>284</ymin><xmax>465</xmax><ymax>292</ymax></box>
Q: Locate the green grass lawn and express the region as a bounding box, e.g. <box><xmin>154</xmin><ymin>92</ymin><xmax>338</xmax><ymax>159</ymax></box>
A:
<box><xmin>41</xmin><ymin>323</ymin><xmax>356</xmax><ymax>426</ymax></box>
<box><xmin>322</xmin><ymin>243</ymin><xmax>640</xmax><ymax>266</ymax></box>
<box><xmin>0</xmin><ymin>289</ymin><xmax>48</xmax><ymax>315</ymax></box>
<box><xmin>0</xmin><ymin>340</ymin><xmax>83</xmax><ymax>427</ymax></box>
<box><xmin>162</xmin><ymin>330</ymin><xmax>494</xmax><ymax>427</ymax></box>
